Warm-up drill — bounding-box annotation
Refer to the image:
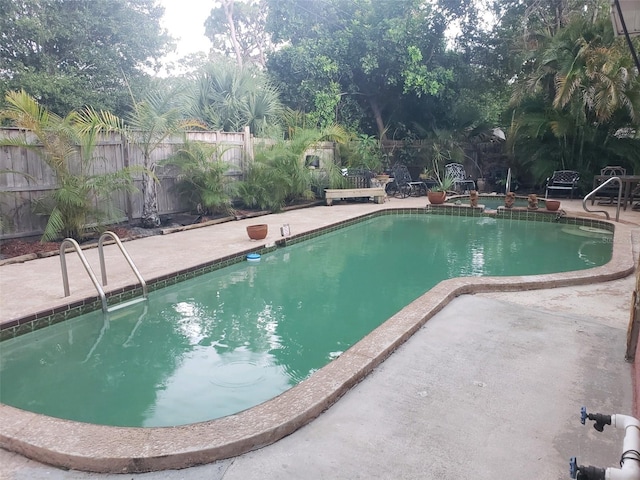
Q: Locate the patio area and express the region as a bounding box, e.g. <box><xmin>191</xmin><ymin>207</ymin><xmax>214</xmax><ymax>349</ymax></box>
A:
<box><xmin>1</xmin><ymin>196</ymin><xmax>639</xmax><ymax>479</ymax></box>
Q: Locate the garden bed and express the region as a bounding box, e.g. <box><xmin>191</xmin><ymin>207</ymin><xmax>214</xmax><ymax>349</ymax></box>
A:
<box><xmin>0</xmin><ymin>201</ymin><xmax>322</xmax><ymax>263</ymax></box>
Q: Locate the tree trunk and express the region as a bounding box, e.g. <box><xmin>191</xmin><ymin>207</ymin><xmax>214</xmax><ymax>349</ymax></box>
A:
<box><xmin>369</xmin><ymin>98</ymin><xmax>386</xmax><ymax>140</ymax></box>
<box><xmin>140</xmin><ymin>164</ymin><xmax>160</xmax><ymax>228</ymax></box>
<box><xmin>222</xmin><ymin>0</ymin><xmax>243</xmax><ymax>69</ymax></box>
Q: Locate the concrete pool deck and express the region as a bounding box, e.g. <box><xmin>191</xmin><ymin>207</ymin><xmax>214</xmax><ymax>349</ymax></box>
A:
<box><xmin>1</xmin><ymin>197</ymin><xmax>640</xmax><ymax>478</ymax></box>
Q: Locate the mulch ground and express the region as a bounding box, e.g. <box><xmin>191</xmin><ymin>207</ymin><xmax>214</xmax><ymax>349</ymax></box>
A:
<box><xmin>0</xmin><ymin>201</ymin><xmax>321</xmax><ymax>261</ymax></box>
<box><xmin>0</xmin><ymin>227</ymin><xmax>132</xmax><ymax>260</ymax></box>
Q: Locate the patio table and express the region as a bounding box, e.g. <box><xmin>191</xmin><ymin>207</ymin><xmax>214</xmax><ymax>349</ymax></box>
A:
<box><xmin>593</xmin><ymin>175</ymin><xmax>640</xmax><ymax>210</ymax></box>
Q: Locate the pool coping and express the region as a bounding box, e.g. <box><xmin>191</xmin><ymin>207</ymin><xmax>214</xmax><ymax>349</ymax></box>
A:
<box><xmin>0</xmin><ymin>208</ymin><xmax>635</xmax><ymax>473</ymax></box>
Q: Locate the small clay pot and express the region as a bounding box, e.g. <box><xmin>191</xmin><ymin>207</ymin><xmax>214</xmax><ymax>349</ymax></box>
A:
<box><xmin>545</xmin><ymin>200</ymin><xmax>561</xmax><ymax>211</ymax></box>
<box><xmin>246</xmin><ymin>224</ymin><xmax>268</xmax><ymax>240</ymax></box>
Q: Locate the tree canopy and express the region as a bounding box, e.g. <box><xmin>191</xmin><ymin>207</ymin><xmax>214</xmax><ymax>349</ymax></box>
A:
<box><xmin>264</xmin><ymin>0</ymin><xmax>489</xmax><ymax>137</ymax></box>
<box><xmin>204</xmin><ymin>0</ymin><xmax>272</xmax><ymax>69</ymax></box>
<box><xmin>0</xmin><ymin>0</ymin><xmax>172</xmax><ymax>117</ymax></box>
<box><xmin>2</xmin><ymin>0</ymin><xmax>639</xmax><ymax>183</ymax></box>
<box><xmin>506</xmin><ymin>8</ymin><xmax>640</xmax><ymax>183</ymax></box>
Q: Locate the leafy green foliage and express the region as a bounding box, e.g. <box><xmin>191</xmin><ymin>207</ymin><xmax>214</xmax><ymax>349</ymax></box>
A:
<box><xmin>0</xmin><ymin>91</ymin><xmax>138</xmax><ymax>241</ymax></box>
<box><xmin>165</xmin><ymin>140</ymin><xmax>236</xmax><ymax>215</ymax></box>
<box><xmin>507</xmin><ymin>14</ymin><xmax>640</xmax><ymax>183</ymax></box>
<box><xmin>0</xmin><ymin>0</ymin><xmax>171</xmax><ymax>117</ymax></box>
<box><xmin>185</xmin><ymin>61</ymin><xmax>283</xmax><ymax>135</ymax></box>
<box><xmin>115</xmin><ymin>89</ymin><xmax>205</xmax><ymax>228</ymax></box>
<box><xmin>237</xmin><ymin>125</ymin><xmax>349</xmax><ymax>211</ymax></box>
<box><xmin>265</xmin><ymin>0</ymin><xmax>466</xmax><ymax>138</ymax></box>
<box><xmin>347</xmin><ymin>134</ymin><xmax>385</xmax><ymax>172</ymax></box>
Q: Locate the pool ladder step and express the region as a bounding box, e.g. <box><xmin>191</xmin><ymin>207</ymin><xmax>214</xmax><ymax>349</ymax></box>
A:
<box><xmin>106</xmin><ymin>297</ymin><xmax>147</xmax><ymax>313</ymax></box>
<box><xmin>59</xmin><ymin>231</ymin><xmax>147</xmax><ymax>313</ymax></box>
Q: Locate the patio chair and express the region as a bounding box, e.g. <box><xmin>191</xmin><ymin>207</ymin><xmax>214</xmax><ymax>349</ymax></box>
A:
<box><xmin>444</xmin><ymin>163</ymin><xmax>476</xmax><ymax>193</ymax></box>
<box><xmin>387</xmin><ymin>164</ymin><xmax>426</xmax><ymax>198</ymax></box>
<box><xmin>545</xmin><ymin>170</ymin><xmax>580</xmax><ymax>199</ymax></box>
<box><xmin>591</xmin><ymin>166</ymin><xmax>626</xmax><ymax>205</ymax></box>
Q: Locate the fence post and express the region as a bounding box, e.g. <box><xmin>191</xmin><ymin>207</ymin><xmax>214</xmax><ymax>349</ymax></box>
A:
<box><xmin>121</xmin><ymin>134</ymin><xmax>134</xmax><ymax>222</ymax></box>
<box><xmin>243</xmin><ymin>125</ymin><xmax>253</xmax><ymax>175</ymax></box>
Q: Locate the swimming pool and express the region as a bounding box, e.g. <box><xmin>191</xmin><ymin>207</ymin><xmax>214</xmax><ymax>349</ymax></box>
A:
<box><xmin>0</xmin><ymin>214</ymin><xmax>613</xmax><ymax>427</ymax></box>
<box><xmin>0</xmin><ymin>207</ymin><xmax>633</xmax><ymax>473</ymax></box>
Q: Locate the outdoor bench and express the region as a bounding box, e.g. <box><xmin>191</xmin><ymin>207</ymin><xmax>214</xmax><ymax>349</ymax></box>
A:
<box><xmin>324</xmin><ymin>187</ymin><xmax>386</xmax><ymax>206</ymax></box>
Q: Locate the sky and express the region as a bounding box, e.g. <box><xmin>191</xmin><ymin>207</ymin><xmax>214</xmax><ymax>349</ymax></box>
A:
<box><xmin>158</xmin><ymin>0</ymin><xmax>213</xmax><ymax>61</ymax></box>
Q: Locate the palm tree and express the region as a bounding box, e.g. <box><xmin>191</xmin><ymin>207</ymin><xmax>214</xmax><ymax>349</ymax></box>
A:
<box><xmin>164</xmin><ymin>139</ymin><xmax>236</xmax><ymax>215</ymax></box>
<box><xmin>0</xmin><ymin>90</ymin><xmax>137</xmax><ymax>241</ymax></box>
<box><xmin>185</xmin><ymin>61</ymin><xmax>282</xmax><ymax>135</ymax></box>
<box><xmin>123</xmin><ymin>90</ymin><xmax>204</xmax><ymax>228</ymax></box>
<box><xmin>237</xmin><ymin>125</ymin><xmax>349</xmax><ymax>211</ymax></box>
<box><xmin>508</xmin><ymin>15</ymin><xmax>640</xmax><ymax>180</ymax></box>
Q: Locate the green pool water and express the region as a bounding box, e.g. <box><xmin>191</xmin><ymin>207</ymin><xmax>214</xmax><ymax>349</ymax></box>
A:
<box><xmin>0</xmin><ymin>215</ymin><xmax>613</xmax><ymax>427</ymax></box>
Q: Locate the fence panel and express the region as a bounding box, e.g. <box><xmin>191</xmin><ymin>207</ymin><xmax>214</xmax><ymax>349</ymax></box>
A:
<box><xmin>0</xmin><ymin>129</ymin><xmax>253</xmax><ymax>239</ymax></box>
<box><xmin>0</xmin><ymin>129</ymin><xmax>337</xmax><ymax>239</ymax></box>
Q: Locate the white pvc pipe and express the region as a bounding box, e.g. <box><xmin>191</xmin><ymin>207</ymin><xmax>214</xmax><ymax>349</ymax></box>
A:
<box><xmin>606</xmin><ymin>414</ymin><xmax>640</xmax><ymax>479</ymax></box>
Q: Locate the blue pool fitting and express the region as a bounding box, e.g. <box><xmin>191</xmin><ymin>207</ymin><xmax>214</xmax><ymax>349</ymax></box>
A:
<box><xmin>246</xmin><ymin>253</ymin><xmax>261</xmax><ymax>262</ymax></box>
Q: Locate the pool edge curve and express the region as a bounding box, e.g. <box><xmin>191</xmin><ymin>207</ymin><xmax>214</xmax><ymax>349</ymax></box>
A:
<box><xmin>0</xmin><ymin>212</ymin><xmax>635</xmax><ymax>473</ymax></box>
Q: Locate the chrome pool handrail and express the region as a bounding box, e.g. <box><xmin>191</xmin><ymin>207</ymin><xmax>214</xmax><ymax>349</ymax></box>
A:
<box><xmin>59</xmin><ymin>238</ymin><xmax>108</xmax><ymax>312</ymax></box>
<box><xmin>583</xmin><ymin>176</ymin><xmax>622</xmax><ymax>222</ymax></box>
<box><xmin>98</xmin><ymin>231</ymin><xmax>148</xmax><ymax>298</ymax></box>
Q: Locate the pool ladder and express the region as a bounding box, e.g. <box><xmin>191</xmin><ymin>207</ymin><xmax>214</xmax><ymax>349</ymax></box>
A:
<box><xmin>60</xmin><ymin>231</ymin><xmax>148</xmax><ymax>313</ymax></box>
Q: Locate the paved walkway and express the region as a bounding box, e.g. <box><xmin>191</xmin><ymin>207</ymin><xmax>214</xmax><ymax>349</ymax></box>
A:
<box><xmin>1</xmin><ymin>197</ymin><xmax>639</xmax><ymax>479</ymax></box>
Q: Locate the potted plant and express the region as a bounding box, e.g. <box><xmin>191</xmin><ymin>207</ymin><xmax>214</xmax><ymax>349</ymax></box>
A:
<box><xmin>426</xmin><ymin>155</ymin><xmax>454</xmax><ymax>204</ymax></box>
<box><xmin>545</xmin><ymin>199</ymin><xmax>561</xmax><ymax>211</ymax></box>
<box><xmin>427</xmin><ymin>174</ymin><xmax>454</xmax><ymax>204</ymax></box>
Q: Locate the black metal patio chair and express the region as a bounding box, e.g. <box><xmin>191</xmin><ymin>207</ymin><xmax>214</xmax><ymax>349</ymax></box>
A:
<box><xmin>591</xmin><ymin>166</ymin><xmax>626</xmax><ymax>205</ymax></box>
<box><xmin>545</xmin><ymin>170</ymin><xmax>580</xmax><ymax>198</ymax></box>
<box><xmin>387</xmin><ymin>164</ymin><xmax>427</xmax><ymax>198</ymax></box>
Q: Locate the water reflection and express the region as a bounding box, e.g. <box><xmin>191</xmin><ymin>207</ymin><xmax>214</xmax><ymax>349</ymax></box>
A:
<box><xmin>0</xmin><ymin>215</ymin><xmax>613</xmax><ymax>426</ymax></box>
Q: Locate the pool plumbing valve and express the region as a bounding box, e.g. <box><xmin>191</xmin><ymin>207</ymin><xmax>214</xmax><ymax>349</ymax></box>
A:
<box><xmin>569</xmin><ymin>406</ymin><xmax>640</xmax><ymax>480</ymax></box>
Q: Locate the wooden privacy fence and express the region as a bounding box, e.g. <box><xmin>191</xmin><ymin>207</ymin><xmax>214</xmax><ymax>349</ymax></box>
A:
<box><xmin>0</xmin><ymin>127</ymin><xmax>337</xmax><ymax>239</ymax></box>
<box><xmin>0</xmin><ymin>128</ymin><xmax>253</xmax><ymax>239</ymax></box>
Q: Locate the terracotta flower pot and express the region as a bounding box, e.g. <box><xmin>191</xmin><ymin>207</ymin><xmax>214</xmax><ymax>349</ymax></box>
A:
<box><xmin>246</xmin><ymin>224</ymin><xmax>268</xmax><ymax>240</ymax></box>
<box><xmin>427</xmin><ymin>191</ymin><xmax>447</xmax><ymax>205</ymax></box>
<box><xmin>545</xmin><ymin>200</ymin><xmax>561</xmax><ymax>211</ymax></box>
